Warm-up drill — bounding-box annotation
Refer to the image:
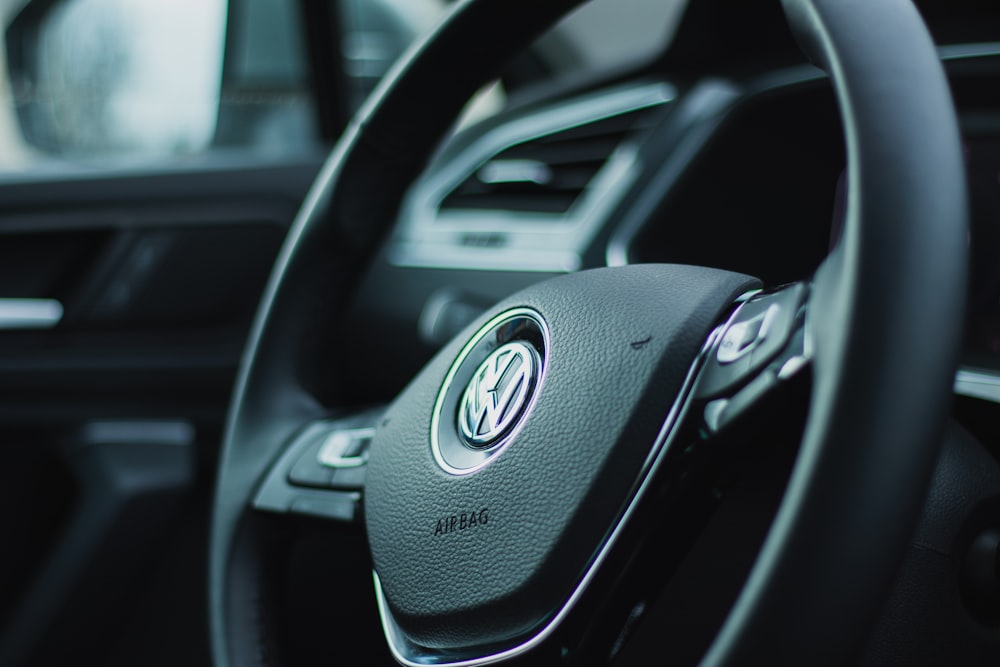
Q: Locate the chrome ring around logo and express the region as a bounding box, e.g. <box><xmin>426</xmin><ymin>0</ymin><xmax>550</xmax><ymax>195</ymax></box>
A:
<box><xmin>431</xmin><ymin>309</ymin><xmax>549</xmax><ymax>475</ymax></box>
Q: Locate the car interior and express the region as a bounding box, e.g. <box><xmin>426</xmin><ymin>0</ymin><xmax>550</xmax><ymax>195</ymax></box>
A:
<box><xmin>0</xmin><ymin>0</ymin><xmax>998</xmax><ymax>666</ymax></box>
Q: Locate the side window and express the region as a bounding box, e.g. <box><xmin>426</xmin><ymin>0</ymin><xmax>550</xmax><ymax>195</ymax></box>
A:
<box><xmin>0</xmin><ymin>0</ymin><xmax>449</xmax><ymax>173</ymax></box>
<box><xmin>6</xmin><ymin>0</ymin><xmax>234</xmax><ymax>164</ymax></box>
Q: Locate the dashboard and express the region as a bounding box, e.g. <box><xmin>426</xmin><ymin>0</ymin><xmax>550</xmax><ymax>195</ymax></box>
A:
<box><xmin>344</xmin><ymin>46</ymin><xmax>1000</xmax><ymax>412</ymax></box>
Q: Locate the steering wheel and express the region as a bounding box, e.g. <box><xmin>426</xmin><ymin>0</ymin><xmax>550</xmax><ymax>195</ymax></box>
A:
<box><xmin>208</xmin><ymin>0</ymin><xmax>968</xmax><ymax>665</ymax></box>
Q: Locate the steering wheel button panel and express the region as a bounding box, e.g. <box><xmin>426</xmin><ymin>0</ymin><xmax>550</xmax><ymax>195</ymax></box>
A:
<box><xmin>290</xmin><ymin>496</ymin><xmax>356</xmax><ymax>522</ymax></box>
<box><xmin>717</xmin><ymin>306</ymin><xmax>774</xmax><ymax>363</ymax></box>
<box><xmin>288</xmin><ymin>440</ymin><xmax>334</xmax><ymax>488</ymax></box>
<box><xmin>253</xmin><ymin>409</ymin><xmax>384</xmax><ymax>521</ymax></box>
<box><xmin>696</xmin><ymin>284</ymin><xmax>807</xmax><ymax>399</ymax></box>
<box><xmin>330</xmin><ymin>466</ymin><xmax>367</xmax><ymax>490</ymax></box>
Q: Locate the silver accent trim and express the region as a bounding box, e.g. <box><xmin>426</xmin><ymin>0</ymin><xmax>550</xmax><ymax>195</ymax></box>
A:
<box><xmin>376</xmin><ymin>295</ymin><xmax>752</xmax><ymax>667</ymax></box>
<box><xmin>938</xmin><ymin>42</ymin><xmax>1000</xmax><ymax>61</ymax></box>
<box><xmin>955</xmin><ymin>368</ymin><xmax>1000</xmax><ymax>404</ymax></box>
<box><xmin>778</xmin><ymin>354</ymin><xmax>810</xmax><ymax>381</ymax></box>
<box><xmin>716</xmin><ymin>303</ymin><xmax>779</xmax><ymax>364</ymax></box>
<box><xmin>0</xmin><ymin>298</ymin><xmax>63</xmax><ymax>330</ymax></box>
<box><xmin>476</xmin><ymin>160</ymin><xmax>552</xmax><ymax>186</ymax></box>
<box><xmin>317</xmin><ymin>427</ymin><xmax>374</xmax><ymax>468</ymax></box>
<box><xmin>389</xmin><ymin>82</ymin><xmax>675</xmax><ymax>272</ymax></box>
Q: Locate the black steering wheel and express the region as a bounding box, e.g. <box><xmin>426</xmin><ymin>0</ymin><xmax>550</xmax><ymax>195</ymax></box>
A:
<box><xmin>208</xmin><ymin>0</ymin><xmax>968</xmax><ymax>665</ymax></box>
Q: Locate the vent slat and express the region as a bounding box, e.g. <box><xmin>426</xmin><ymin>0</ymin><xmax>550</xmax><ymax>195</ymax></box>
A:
<box><xmin>455</xmin><ymin>161</ymin><xmax>605</xmax><ymax>194</ymax></box>
<box><xmin>440</xmin><ymin>106</ymin><xmax>656</xmax><ymax>215</ymax></box>
<box><xmin>444</xmin><ymin>193</ymin><xmax>580</xmax><ymax>214</ymax></box>
<box><xmin>500</xmin><ymin>139</ymin><xmax>623</xmax><ymax>165</ymax></box>
<box><xmin>532</xmin><ymin>110</ymin><xmax>651</xmax><ymax>143</ymax></box>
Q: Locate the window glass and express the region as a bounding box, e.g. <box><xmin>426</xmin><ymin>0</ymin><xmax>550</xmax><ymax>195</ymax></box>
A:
<box><xmin>1</xmin><ymin>0</ymin><xmax>321</xmax><ymax>172</ymax></box>
<box><xmin>3</xmin><ymin>0</ymin><xmax>229</xmax><ymax>168</ymax></box>
<box><xmin>0</xmin><ymin>0</ymin><xmax>687</xmax><ymax>174</ymax></box>
<box><xmin>35</xmin><ymin>0</ymin><xmax>226</xmax><ymax>156</ymax></box>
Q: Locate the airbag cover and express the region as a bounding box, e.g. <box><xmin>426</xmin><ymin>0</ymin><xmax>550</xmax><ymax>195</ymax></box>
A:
<box><xmin>365</xmin><ymin>264</ymin><xmax>758</xmax><ymax>650</ymax></box>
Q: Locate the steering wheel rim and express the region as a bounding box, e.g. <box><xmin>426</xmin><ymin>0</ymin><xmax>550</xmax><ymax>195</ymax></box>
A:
<box><xmin>208</xmin><ymin>0</ymin><xmax>968</xmax><ymax>665</ymax></box>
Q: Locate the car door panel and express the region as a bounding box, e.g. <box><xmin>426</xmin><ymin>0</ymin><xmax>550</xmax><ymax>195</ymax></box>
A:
<box><xmin>0</xmin><ymin>159</ymin><xmax>321</xmax><ymax>667</ymax></box>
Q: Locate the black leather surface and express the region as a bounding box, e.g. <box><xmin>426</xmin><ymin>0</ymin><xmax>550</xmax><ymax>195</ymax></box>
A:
<box><xmin>366</xmin><ymin>264</ymin><xmax>757</xmax><ymax>649</ymax></box>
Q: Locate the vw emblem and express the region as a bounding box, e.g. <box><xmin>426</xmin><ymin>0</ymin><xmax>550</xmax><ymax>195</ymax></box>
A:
<box><xmin>431</xmin><ymin>308</ymin><xmax>548</xmax><ymax>475</ymax></box>
<box><xmin>458</xmin><ymin>341</ymin><xmax>539</xmax><ymax>448</ymax></box>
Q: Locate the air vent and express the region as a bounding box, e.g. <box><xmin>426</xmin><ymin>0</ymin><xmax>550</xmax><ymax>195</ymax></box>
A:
<box><xmin>440</xmin><ymin>107</ymin><xmax>659</xmax><ymax>215</ymax></box>
<box><xmin>389</xmin><ymin>81</ymin><xmax>676</xmax><ymax>272</ymax></box>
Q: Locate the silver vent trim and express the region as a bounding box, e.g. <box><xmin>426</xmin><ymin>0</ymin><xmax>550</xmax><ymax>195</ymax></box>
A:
<box><xmin>387</xmin><ymin>81</ymin><xmax>675</xmax><ymax>272</ymax></box>
<box><xmin>955</xmin><ymin>368</ymin><xmax>1000</xmax><ymax>405</ymax></box>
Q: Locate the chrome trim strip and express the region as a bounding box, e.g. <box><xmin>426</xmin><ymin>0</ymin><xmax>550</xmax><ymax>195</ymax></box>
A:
<box><xmin>938</xmin><ymin>42</ymin><xmax>1000</xmax><ymax>60</ymax></box>
<box><xmin>955</xmin><ymin>368</ymin><xmax>1000</xmax><ymax>405</ymax></box>
<box><xmin>388</xmin><ymin>82</ymin><xmax>675</xmax><ymax>272</ymax></box>
<box><xmin>317</xmin><ymin>427</ymin><xmax>375</xmax><ymax>468</ymax></box>
<box><xmin>0</xmin><ymin>298</ymin><xmax>63</xmax><ymax>330</ymax></box>
<box><xmin>374</xmin><ymin>294</ymin><xmax>751</xmax><ymax>667</ymax></box>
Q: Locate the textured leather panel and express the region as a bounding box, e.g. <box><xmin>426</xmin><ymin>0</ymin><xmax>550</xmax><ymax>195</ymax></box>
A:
<box><xmin>366</xmin><ymin>264</ymin><xmax>757</xmax><ymax>649</ymax></box>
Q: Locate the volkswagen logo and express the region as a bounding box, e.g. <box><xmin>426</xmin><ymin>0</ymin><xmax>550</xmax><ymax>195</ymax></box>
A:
<box><xmin>458</xmin><ymin>341</ymin><xmax>539</xmax><ymax>448</ymax></box>
<box><xmin>430</xmin><ymin>308</ymin><xmax>549</xmax><ymax>475</ymax></box>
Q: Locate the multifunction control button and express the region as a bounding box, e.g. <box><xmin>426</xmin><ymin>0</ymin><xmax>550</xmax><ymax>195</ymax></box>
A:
<box><xmin>697</xmin><ymin>284</ymin><xmax>807</xmax><ymax>400</ymax></box>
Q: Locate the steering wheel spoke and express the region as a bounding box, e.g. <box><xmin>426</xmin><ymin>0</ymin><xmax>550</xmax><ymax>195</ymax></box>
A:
<box><xmin>695</xmin><ymin>282</ymin><xmax>811</xmax><ymax>435</ymax></box>
<box><xmin>253</xmin><ymin>408</ymin><xmax>383</xmax><ymax>524</ymax></box>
